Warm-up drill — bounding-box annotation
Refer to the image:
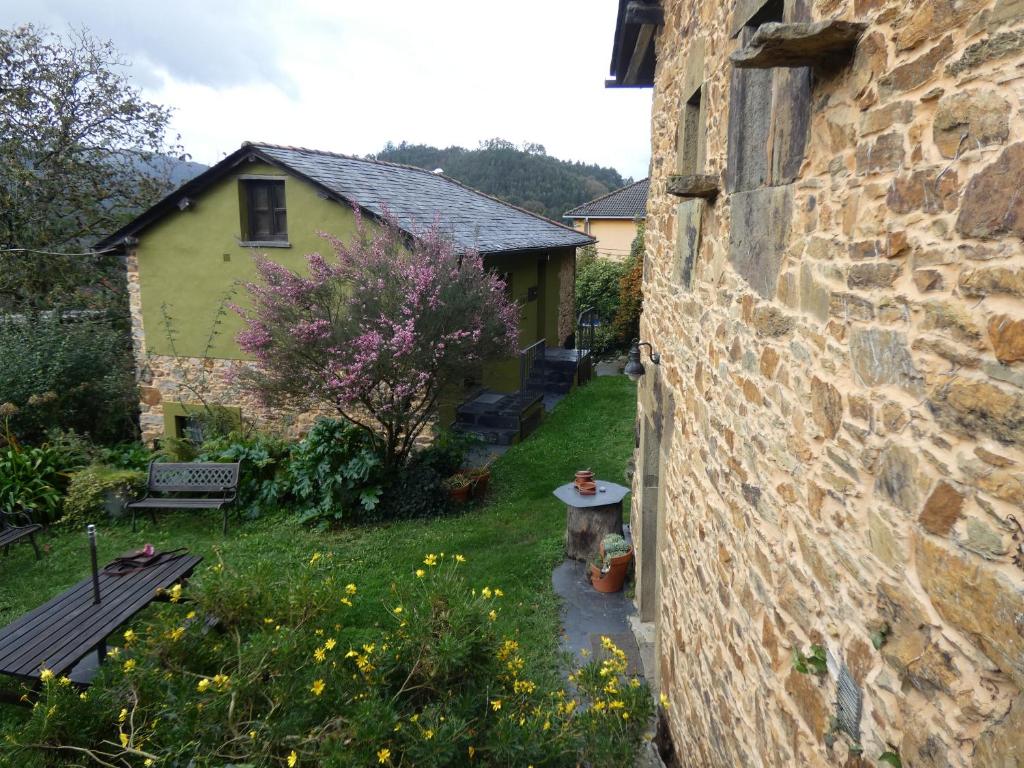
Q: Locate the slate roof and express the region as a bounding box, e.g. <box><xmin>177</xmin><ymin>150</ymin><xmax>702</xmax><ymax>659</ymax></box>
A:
<box><xmin>97</xmin><ymin>142</ymin><xmax>594</xmax><ymax>255</ymax></box>
<box><xmin>563</xmin><ymin>178</ymin><xmax>649</xmax><ymax>220</ymax></box>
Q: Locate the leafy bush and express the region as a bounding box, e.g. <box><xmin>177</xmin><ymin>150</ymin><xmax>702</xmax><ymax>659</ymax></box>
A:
<box><xmin>0</xmin><ymin>316</ymin><xmax>137</xmax><ymax>444</ymax></box>
<box><xmin>288</xmin><ymin>419</ymin><xmax>384</xmax><ymax>527</ymax></box>
<box><xmin>575</xmin><ymin>248</ymin><xmax>629</xmax><ymax>324</ymax></box>
<box><xmin>60</xmin><ymin>465</ymin><xmax>147</xmax><ymax>528</ymax></box>
<box><xmin>611</xmin><ymin>224</ymin><xmax>644</xmax><ymax>346</ymax></box>
<box><xmin>197</xmin><ymin>431</ymin><xmax>294</xmax><ymax>518</ymax></box>
<box><xmin>412</xmin><ymin>429</ymin><xmax>478</xmax><ymax>478</ymax></box>
<box><xmin>374</xmin><ymin>461</ymin><xmax>452</xmax><ymax>521</ymax></box>
<box><xmin>97</xmin><ymin>441</ymin><xmax>156</xmax><ymax>472</ymax></box>
<box><xmin>0</xmin><ymin>444</ymin><xmax>70</xmax><ymax>524</ymax></box>
<box><xmin>10</xmin><ymin>553</ymin><xmax>653</xmax><ymax>767</ymax></box>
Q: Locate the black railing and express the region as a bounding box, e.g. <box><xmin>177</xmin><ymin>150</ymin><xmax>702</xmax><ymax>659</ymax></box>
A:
<box><xmin>519</xmin><ymin>339</ymin><xmax>546</xmax><ymax>409</ymax></box>
<box><xmin>576</xmin><ymin>307</ymin><xmax>598</xmax><ymax>386</ymax></box>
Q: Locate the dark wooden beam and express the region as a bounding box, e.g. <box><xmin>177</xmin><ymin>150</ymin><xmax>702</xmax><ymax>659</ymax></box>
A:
<box><xmin>667</xmin><ymin>174</ymin><xmax>720</xmax><ymax>200</ymax></box>
<box><xmin>624</xmin><ymin>1</ymin><xmax>664</xmax><ymax>26</ymax></box>
<box><xmin>623</xmin><ymin>23</ymin><xmax>656</xmax><ymax>85</ymax></box>
<box><xmin>731</xmin><ymin>20</ymin><xmax>867</xmax><ymax>69</ymax></box>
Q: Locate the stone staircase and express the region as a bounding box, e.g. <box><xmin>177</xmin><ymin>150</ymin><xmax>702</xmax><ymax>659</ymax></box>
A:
<box><xmin>454</xmin><ymin>348</ymin><xmax>588</xmax><ymax>445</ymax></box>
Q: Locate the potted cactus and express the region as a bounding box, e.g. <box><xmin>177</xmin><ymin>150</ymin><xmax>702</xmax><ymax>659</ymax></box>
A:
<box><xmin>590</xmin><ymin>533</ymin><xmax>633</xmax><ymax>593</ymax></box>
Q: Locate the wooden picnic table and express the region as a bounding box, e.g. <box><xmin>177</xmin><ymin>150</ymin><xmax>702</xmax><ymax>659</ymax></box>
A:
<box><xmin>0</xmin><ymin>551</ymin><xmax>202</xmax><ymax>688</ymax></box>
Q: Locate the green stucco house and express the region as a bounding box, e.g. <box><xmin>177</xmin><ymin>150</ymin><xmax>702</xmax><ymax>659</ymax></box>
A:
<box><xmin>97</xmin><ymin>142</ymin><xmax>594</xmax><ymax>445</ymax></box>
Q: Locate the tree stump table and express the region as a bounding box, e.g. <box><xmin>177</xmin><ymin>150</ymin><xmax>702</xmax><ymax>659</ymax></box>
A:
<box><xmin>553</xmin><ymin>481</ymin><xmax>631</xmax><ymax>563</ymax></box>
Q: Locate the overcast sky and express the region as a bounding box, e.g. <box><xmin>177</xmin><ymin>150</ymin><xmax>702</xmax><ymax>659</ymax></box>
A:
<box><xmin>2</xmin><ymin>0</ymin><xmax>653</xmax><ymax>180</ymax></box>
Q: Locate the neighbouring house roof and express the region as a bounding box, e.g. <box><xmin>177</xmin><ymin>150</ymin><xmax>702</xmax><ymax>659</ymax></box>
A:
<box><xmin>563</xmin><ymin>178</ymin><xmax>649</xmax><ymax>220</ymax></box>
<box><xmin>96</xmin><ymin>142</ymin><xmax>595</xmax><ymax>255</ymax></box>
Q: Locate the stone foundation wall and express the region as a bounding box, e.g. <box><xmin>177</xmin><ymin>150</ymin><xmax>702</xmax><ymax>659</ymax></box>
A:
<box><xmin>635</xmin><ymin>1</ymin><xmax>1024</xmax><ymax>766</ymax></box>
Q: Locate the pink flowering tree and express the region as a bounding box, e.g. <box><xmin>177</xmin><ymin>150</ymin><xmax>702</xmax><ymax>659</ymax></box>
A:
<box><xmin>234</xmin><ymin>213</ymin><xmax>520</xmax><ymax>469</ymax></box>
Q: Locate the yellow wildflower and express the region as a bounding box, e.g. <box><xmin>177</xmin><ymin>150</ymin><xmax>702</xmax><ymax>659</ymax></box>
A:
<box><xmin>123</xmin><ymin>629</ymin><xmax>136</xmax><ymax>644</ymax></box>
<box><xmin>39</xmin><ymin>667</ymin><xmax>54</xmax><ymax>682</ymax></box>
<box><xmin>659</xmin><ymin>692</ymin><xmax>670</xmax><ymax>708</ymax></box>
<box><xmin>313</xmin><ymin>647</ymin><xmax>326</xmax><ymax>663</ymax></box>
<box><xmin>481</xmin><ymin>586</ymin><xmax>492</xmax><ymax>599</ymax></box>
<box><xmin>118</xmin><ymin>708</ymin><xmax>128</xmax><ymax>723</ymax></box>
<box><xmin>488</xmin><ymin>610</ymin><xmax>497</xmax><ymax>621</ymax></box>
<box><xmin>144</xmin><ymin>760</ymin><xmax>154</xmax><ymax>767</ymax></box>
<box><xmin>423</xmin><ymin>553</ymin><xmax>437</xmax><ymax>566</ymax></box>
<box><xmin>392</xmin><ymin>605</ymin><xmax>403</xmax><ymax>615</ymax></box>
<box><xmin>490</xmin><ymin>699</ymin><xmax>501</xmax><ymax>711</ymax></box>
<box><xmin>309</xmin><ymin>551</ymin><xmax>321</xmax><ymax>565</ymax></box>
<box><xmin>249</xmin><ymin>730</ymin><xmax>257</xmax><ymax>739</ymax></box>
<box><xmin>79</xmin><ymin>692</ymin><xmax>88</xmax><ymax>701</ymax></box>
<box><xmin>623</xmin><ymin>712</ymin><xmax>630</xmax><ymax>720</ymax></box>
<box><xmin>196</xmin><ymin>678</ymin><xmax>210</xmax><ymax>692</ymax></box>
<box><xmin>287</xmin><ymin>750</ymin><xmax>298</xmax><ymax>767</ymax></box>
<box><xmin>168</xmin><ymin>584</ymin><xmax>182</xmax><ymax>603</ymax></box>
<box><xmin>119</xmin><ymin>732</ymin><xmax>129</xmax><ymax>748</ymax></box>
<box><xmin>58</xmin><ymin>676</ymin><xmax>71</xmax><ymax>687</ymax></box>
<box><xmin>168</xmin><ymin>627</ymin><xmax>185</xmax><ymax>642</ymax></box>
<box><xmin>186</xmin><ymin>610</ymin><xmax>196</xmax><ymax>620</ymax></box>
<box><xmin>415</xmin><ymin>568</ymin><xmax>425</xmax><ymax>578</ymax></box>
<box><xmin>377</xmin><ymin>748</ymin><xmax>391</xmax><ymax>764</ymax></box>
<box><xmin>345</xmin><ymin>583</ymin><xmax>357</xmax><ymax>595</ymax></box>
<box><xmin>123</xmin><ymin>659</ymin><xmax>136</xmax><ymax>673</ymax></box>
<box><xmin>310</xmin><ymin>679</ymin><xmax>325</xmax><ymax>696</ymax></box>
<box><xmin>212</xmin><ymin>673</ymin><xmax>230</xmax><ymax>689</ymax></box>
<box><xmin>324</xmin><ymin>638</ymin><xmax>337</xmax><ymax>650</ymax></box>
<box><xmin>494</xmin><ymin>588</ymin><xmax>504</xmax><ymax>597</ymax></box>
<box><xmin>424</xmin><ymin>729</ymin><xmax>434</xmax><ymax>740</ymax></box>
<box><xmin>468</xmin><ymin>746</ymin><xmax>476</xmax><ymax>758</ymax></box>
<box><xmin>455</xmin><ymin>554</ymin><xmax>466</xmax><ymax>563</ymax></box>
<box><xmin>345</xmin><ymin>649</ymin><xmax>359</xmax><ymax>658</ymax></box>
<box><xmin>340</xmin><ymin>597</ymin><xmax>352</xmax><ymax>607</ymax></box>
<box><xmin>264</xmin><ymin>617</ymin><xmax>275</xmax><ymax>624</ymax></box>
<box><xmin>107</xmin><ymin>647</ymin><xmax>121</xmax><ymax>658</ymax></box>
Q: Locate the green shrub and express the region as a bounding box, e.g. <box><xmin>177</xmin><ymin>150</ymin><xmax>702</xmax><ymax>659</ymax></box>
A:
<box><xmin>575</xmin><ymin>249</ymin><xmax>629</xmax><ymax>324</ymax></box>
<box><xmin>375</xmin><ymin>462</ymin><xmax>452</xmax><ymax>521</ymax></box>
<box><xmin>10</xmin><ymin>552</ymin><xmax>653</xmax><ymax>767</ymax></box>
<box><xmin>60</xmin><ymin>465</ymin><xmax>147</xmax><ymax>528</ymax></box>
<box><xmin>412</xmin><ymin>429</ymin><xmax>478</xmax><ymax>478</ymax></box>
<box><xmin>197</xmin><ymin>431</ymin><xmax>294</xmax><ymax>518</ymax></box>
<box><xmin>611</xmin><ymin>224</ymin><xmax>644</xmax><ymax>346</ymax></box>
<box><xmin>97</xmin><ymin>441</ymin><xmax>155</xmax><ymax>472</ymax></box>
<box><xmin>0</xmin><ymin>316</ymin><xmax>137</xmax><ymax>444</ymax></box>
<box><xmin>288</xmin><ymin>418</ymin><xmax>384</xmax><ymax>527</ymax></box>
<box><xmin>0</xmin><ymin>443</ymin><xmax>74</xmax><ymax>524</ymax></box>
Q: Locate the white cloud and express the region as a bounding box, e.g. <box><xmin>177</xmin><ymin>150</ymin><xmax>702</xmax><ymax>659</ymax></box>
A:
<box><xmin>1</xmin><ymin>0</ymin><xmax>653</xmax><ymax>179</ymax></box>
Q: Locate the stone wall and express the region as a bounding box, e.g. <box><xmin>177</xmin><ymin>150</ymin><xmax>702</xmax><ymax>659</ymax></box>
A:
<box><xmin>633</xmin><ymin>1</ymin><xmax>1024</xmax><ymax>766</ymax></box>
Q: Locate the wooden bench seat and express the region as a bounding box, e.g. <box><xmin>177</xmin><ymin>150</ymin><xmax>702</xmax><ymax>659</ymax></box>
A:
<box><xmin>0</xmin><ymin>551</ymin><xmax>202</xmax><ymax>687</ymax></box>
<box><xmin>128</xmin><ymin>462</ymin><xmax>240</xmax><ymax>535</ymax></box>
<box><xmin>0</xmin><ymin>508</ymin><xmax>41</xmax><ymax>560</ymax></box>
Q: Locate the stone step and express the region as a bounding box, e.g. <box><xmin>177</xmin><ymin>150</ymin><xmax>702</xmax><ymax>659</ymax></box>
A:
<box><xmin>453</xmin><ymin>423</ymin><xmax>518</xmax><ymax>446</ymax></box>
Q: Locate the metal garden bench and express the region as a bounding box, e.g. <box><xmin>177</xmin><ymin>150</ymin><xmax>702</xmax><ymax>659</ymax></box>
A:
<box><xmin>0</xmin><ymin>507</ymin><xmax>42</xmax><ymax>560</ymax></box>
<box><xmin>128</xmin><ymin>462</ymin><xmax>240</xmax><ymax>535</ymax></box>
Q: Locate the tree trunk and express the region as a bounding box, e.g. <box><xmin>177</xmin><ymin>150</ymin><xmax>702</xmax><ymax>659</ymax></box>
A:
<box><xmin>565</xmin><ymin>502</ymin><xmax>624</xmax><ymax>562</ymax></box>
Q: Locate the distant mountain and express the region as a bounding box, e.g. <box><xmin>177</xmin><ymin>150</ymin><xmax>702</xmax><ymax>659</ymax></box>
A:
<box><xmin>132</xmin><ymin>153</ymin><xmax>208</xmax><ymax>189</ymax></box>
<box><xmin>370</xmin><ymin>139</ymin><xmax>631</xmax><ymax>221</ymax></box>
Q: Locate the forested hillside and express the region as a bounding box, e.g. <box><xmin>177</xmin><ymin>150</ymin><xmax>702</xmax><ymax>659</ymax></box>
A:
<box><xmin>371</xmin><ymin>139</ymin><xmax>630</xmax><ymax>221</ymax></box>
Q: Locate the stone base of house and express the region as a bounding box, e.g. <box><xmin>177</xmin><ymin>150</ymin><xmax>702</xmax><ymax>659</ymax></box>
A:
<box><xmin>136</xmin><ymin>354</ymin><xmax>336</xmax><ymax>446</ymax></box>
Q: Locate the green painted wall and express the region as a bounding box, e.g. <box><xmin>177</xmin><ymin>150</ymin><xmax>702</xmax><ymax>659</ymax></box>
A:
<box><xmin>136</xmin><ymin>161</ymin><xmax>359</xmax><ymax>359</ymax></box>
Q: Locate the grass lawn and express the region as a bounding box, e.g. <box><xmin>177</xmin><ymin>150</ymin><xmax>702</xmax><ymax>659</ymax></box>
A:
<box><xmin>0</xmin><ymin>376</ymin><xmax>638</xmax><ymax>742</ymax></box>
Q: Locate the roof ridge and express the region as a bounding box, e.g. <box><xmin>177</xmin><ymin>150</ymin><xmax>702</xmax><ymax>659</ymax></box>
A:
<box><xmin>564</xmin><ymin>177</ymin><xmax>649</xmax><ymax>216</ymax></box>
<box><xmin>243</xmin><ymin>140</ymin><xmax>442</xmax><ymax>177</ymax></box>
<box><xmin>249</xmin><ymin>141</ymin><xmax>588</xmax><ymax>237</ymax></box>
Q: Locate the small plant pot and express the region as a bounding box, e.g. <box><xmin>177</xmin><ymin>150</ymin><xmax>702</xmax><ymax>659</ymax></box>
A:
<box><xmin>103</xmin><ymin>489</ymin><xmax>129</xmax><ymax>519</ymax></box>
<box><xmin>590</xmin><ymin>547</ymin><xmax>633</xmax><ymax>593</ymax></box>
<box><xmin>469</xmin><ymin>469</ymin><xmax>490</xmax><ymax>500</ymax></box>
<box><xmin>447</xmin><ymin>483</ymin><xmax>472</xmax><ymax>504</ymax></box>
<box><xmin>575</xmin><ymin>470</ymin><xmax>595</xmax><ymax>484</ymax></box>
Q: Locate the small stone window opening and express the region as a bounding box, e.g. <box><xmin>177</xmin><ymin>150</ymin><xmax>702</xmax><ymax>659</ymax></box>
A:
<box><xmin>677</xmin><ymin>85</ymin><xmax>707</xmax><ymax>176</ymax></box>
<box><xmin>240</xmin><ymin>179</ymin><xmax>288</xmax><ymax>243</ymax></box>
<box><xmin>175</xmin><ymin>414</ymin><xmax>206</xmax><ymax>445</ymax></box>
<box><xmin>725</xmin><ymin>0</ymin><xmax>811</xmax><ymax>193</ymax></box>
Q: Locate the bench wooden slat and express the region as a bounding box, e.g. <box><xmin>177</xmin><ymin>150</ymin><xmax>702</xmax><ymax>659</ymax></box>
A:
<box><xmin>0</xmin><ymin>558</ymin><xmax>187</xmax><ymax>672</ymax></box>
<box><xmin>0</xmin><ymin>554</ymin><xmax>201</xmax><ymax>680</ymax></box>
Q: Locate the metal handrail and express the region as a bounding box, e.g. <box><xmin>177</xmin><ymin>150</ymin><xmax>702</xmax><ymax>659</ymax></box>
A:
<box><xmin>577</xmin><ymin>307</ymin><xmax>599</xmax><ymax>362</ymax></box>
<box><xmin>519</xmin><ymin>339</ymin><xmax>546</xmax><ymax>409</ymax></box>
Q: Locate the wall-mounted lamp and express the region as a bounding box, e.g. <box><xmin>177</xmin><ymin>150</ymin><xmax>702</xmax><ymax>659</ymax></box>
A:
<box><xmin>624</xmin><ymin>339</ymin><xmax>661</xmax><ymax>382</ymax></box>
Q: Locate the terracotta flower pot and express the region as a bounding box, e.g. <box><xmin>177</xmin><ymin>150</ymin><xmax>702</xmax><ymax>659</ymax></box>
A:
<box><xmin>575</xmin><ymin>470</ymin><xmax>595</xmax><ymax>483</ymax></box>
<box><xmin>470</xmin><ymin>469</ymin><xmax>490</xmax><ymax>500</ymax></box>
<box><xmin>590</xmin><ymin>546</ymin><xmax>633</xmax><ymax>593</ymax></box>
<box><xmin>447</xmin><ymin>483</ymin><xmax>472</xmax><ymax>503</ymax></box>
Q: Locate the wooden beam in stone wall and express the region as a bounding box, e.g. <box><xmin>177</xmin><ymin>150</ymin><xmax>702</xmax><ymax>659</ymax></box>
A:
<box><xmin>731</xmin><ymin>20</ymin><xmax>868</xmax><ymax>69</ymax></box>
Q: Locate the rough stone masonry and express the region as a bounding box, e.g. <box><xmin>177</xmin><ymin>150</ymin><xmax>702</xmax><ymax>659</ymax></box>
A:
<box><xmin>631</xmin><ymin>0</ymin><xmax>1024</xmax><ymax>766</ymax></box>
